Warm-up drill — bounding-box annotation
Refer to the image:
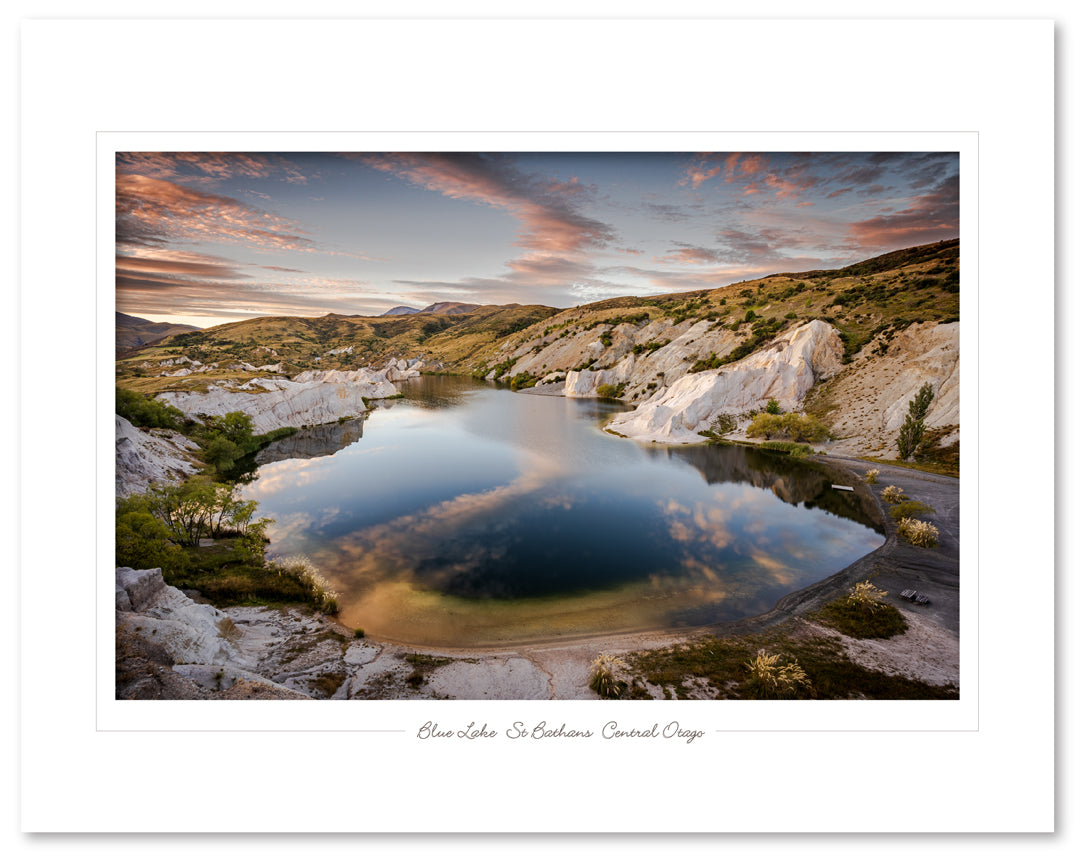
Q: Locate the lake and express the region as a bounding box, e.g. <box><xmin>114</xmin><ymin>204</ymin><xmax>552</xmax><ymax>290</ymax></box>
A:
<box><xmin>241</xmin><ymin>375</ymin><xmax>884</xmax><ymax>647</ymax></box>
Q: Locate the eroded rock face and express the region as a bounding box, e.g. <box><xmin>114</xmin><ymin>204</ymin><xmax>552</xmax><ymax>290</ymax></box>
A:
<box><xmin>115</xmin><ymin>415</ymin><xmax>200</xmax><ymax>497</ymax></box>
<box><xmin>607</xmin><ymin>320</ymin><xmax>844</xmax><ymax>444</ymax></box>
<box><xmin>158</xmin><ymin>372</ymin><xmax>398</xmax><ymax>434</ymax></box>
<box><xmin>497</xmin><ymin>318</ymin><xmax>743</xmax><ymax>401</ymax></box>
<box><xmin>817</xmin><ymin>321</ymin><xmax>960</xmax><ymax>458</ymax></box>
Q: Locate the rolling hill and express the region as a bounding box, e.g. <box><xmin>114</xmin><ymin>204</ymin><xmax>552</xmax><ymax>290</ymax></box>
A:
<box><xmin>116</xmin><ymin>312</ymin><xmax>201</xmax><ymax>353</ymax></box>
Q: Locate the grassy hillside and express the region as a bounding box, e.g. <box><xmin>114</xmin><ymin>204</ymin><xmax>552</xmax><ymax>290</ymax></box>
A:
<box><xmin>466</xmin><ymin>238</ymin><xmax>959</xmax><ymax>377</ymax></box>
<box><xmin>116</xmin><ymin>304</ymin><xmax>558</xmax><ymax>395</ymax></box>
<box><xmin>116</xmin><ymin>239</ymin><xmax>958</xmax><ymax>396</ymax></box>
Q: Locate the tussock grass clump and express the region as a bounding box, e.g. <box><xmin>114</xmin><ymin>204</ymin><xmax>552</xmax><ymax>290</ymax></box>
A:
<box><xmin>847</xmin><ymin>579</ymin><xmax>889</xmax><ymax>609</ymax></box>
<box><xmin>589</xmin><ymin>653</ymin><xmax>629</xmax><ymax>699</ymax></box>
<box><xmin>743</xmin><ymin>650</ymin><xmax>811</xmax><ymax>699</ymax></box>
<box><xmin>881</xmin><ymin>485</ymin><xmax>905</xmax><ymax>504</ymax></box>
<box><xmin>270</xmin><ymin>555</ymin><xmax>340</xmax><ymax>613</ymax></box>
<box><xmin>898</xmin><ymin>518</ymin><xmax>940</xmax><ymax>548</ymax></box>
<box><xmin>864</xmin><ymin>468</ymin><xmax>879</xmax><ymax>484</ymax></box>
<box><xmin>216</xmin><ymin>616</ymin><xmax>242</xmax><ymax>644</ymax></box>
<box><xmin>816</xmin><ymin>579</ymin><xmax>908</xmax><ymax>639</ymax></box>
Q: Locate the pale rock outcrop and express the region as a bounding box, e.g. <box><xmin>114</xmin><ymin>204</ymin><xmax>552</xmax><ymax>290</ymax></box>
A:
<box><xmin>116</xmin><ymin>567</ymin><xmax>240</xmax><ymax>666</ymax></box>
<box><xmin>564</xmin><ymin>355</ymin><xmax>635</xmax><ymax>397</ymax></box>
<box><xmin>115</xmin><ymin>415</ymin><xmax>200</xmax><ymax>497</ymax></box>
<box><xmin>159</xmin><ymin>372</ymin><xmax>398</xmax><ymax>434</ymax></box>
<box><xmin>607</xmin><ymin>320</ymin><xmax>844</xmax><ymax>444</ymax></box>
<box><xmin>494</xmin><ymin>317</ymin><xmax>743</xmax><ymax>401</ymax></box>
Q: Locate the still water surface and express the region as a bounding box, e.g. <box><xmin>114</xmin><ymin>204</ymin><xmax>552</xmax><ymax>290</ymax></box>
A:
<box><xmin>242</xmin><ymin>376</ymin><xmax>883</xmax><ymax>646</ymax></box>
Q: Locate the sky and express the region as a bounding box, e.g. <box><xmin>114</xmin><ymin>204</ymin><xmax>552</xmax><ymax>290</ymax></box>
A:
<box><xmin>115</xmin><ymin>151</ymin><xmax>959</xmax><ymax>329</ymax></box>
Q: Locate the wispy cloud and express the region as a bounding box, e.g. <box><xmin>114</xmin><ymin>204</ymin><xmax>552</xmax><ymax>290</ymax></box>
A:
<box><xmin>848</xmin><ymin>174</ymin><xmax>960</xmax><ymax>249</ymax></box>
<box><xmin>654</xmin><ymin>242</ymin><xmax>724</xmax><ymax>266</ymax></box>
<box><xmin>116</xmin><ymin>152</ymin><xmax>313</xmax><ymax>185</ymax></box>
<box><xmin>358</xmin><ymin>153</ymin><xmax>616</xmax><ymax>255</ymax></box>
<box><xmin>115</xmin><ymin>173</ymin><xmax>315</xmax><ymax>251</ymax></box>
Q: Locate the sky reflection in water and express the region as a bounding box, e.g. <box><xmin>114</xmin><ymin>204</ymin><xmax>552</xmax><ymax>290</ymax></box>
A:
<box><xmin>243</xmin><ymin>377</ymin><xmax>884</xmax><ymax>646</ymax></box>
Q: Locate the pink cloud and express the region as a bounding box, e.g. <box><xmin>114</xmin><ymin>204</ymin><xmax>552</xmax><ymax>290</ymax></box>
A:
<box><xmin>359</xmin><ymin>153</ymin><xmax>613</xmax><ymax>256</ymax></box>
<box><xmin>848</xmin><ymin>176</ymin><xmax>959</xmax><ymax>249</ymax></box>
<box><xmin>654</xmin><ymin>244</ymin><xmax>723</xmax><ymax>266</ymax></box>
<box><xmin>115</xmin><ymin>173</ymin><xmax>314</xmax><ymax>251</ymax></box>
<box><xmin>116</xmin><ymin>152</ymin><xmax>311</xmax><ymax>185</ymax></box>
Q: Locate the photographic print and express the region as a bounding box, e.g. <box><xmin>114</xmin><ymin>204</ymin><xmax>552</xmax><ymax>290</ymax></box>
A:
<box><xmin>114</xmin><ymin>150</ymin><xmax>961</xmax><ymax>703</ymax></box>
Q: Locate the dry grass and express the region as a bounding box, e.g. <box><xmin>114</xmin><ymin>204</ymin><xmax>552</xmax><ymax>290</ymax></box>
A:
<box><xmin>589</xmin><ymin>653</ymin><xmax>630</xmax><ymax>699</ymax></box>
<box><xmin>881</xmin><ymin>485</ymin><xmax>905</xmax><ymax>504</ymax></box>
<box><xmin>744</xmin><ymin>649</ymin><xmax>812</xmax><ymax>699</ymax></box>
<box><xmin>898</xmin><ymin>518</ymin><xmax>940</xmax><ymax>547</ymax></box>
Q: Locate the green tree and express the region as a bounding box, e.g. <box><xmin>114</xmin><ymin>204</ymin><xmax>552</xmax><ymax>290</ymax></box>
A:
<box><xmin>236</xmin><ymin>517</ymin><xmax>274</xmax><ymax>562</ymax></box>
<box><xmin>765</xmin><ymin>398</ymin><xmax>781</xmax><ymax>415</ymax></box>
<box><xmin>201</xmin><ymin>435</ymin><xmax>243</xmax><ymax>474</ymax></box>
<box><xmin>115</xmin><ymin>497</ymin><xmax>187</xmax><ymax>575</ymax></box>
<box><xmin>145</xmin><ymin>478</ymin><xmax>220</xmax><ymax>547</ymax></box>
<box><xmin>210</xmin><ymin>411</ymin><xmax>255</xmax><ymax>446</ymax></box>
<box><xmin>897</xmin><ymin>382</ymin><xmax>935</xmax><ymax>459</ymax></box>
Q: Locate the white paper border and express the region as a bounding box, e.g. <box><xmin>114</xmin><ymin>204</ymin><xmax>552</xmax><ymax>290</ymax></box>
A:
<box><xmin>21</xmin><ymin>17</ymin><xmax>1054</xmax><ymax>834</ymax></box>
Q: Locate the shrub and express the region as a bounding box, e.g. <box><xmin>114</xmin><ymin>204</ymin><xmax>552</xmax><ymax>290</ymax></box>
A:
<box><xmin>743</xmin><ymin>650</ymin><xmax>811</xmax><ymax>699</ymax></box>
<box><xmin>881</xmin><ymin>485</ymin><xmax>904</xmax><ymax>504</ymax></box>
<box><xmin>116</xmin><ymin>387</ymin><xmax>186</xmax><ymax>431</ymax></box>
<box><xmin>712</xmin><ymin>413</ymin><xmax>737</xmax><ymax>436</ymax></box>
<box><xmin>746</xmin><ymin>412</ymin><xmax>830</xmax><ymax>443</ymax></box>
<box><xmin>689</xmin><ymin>353</ymin><xmax>722</xmax><ymax>373</ymax></box>
<box><xmin>596</xmin><ymin>383</ymin><xmax>619</xmax><ymax>398</ymax></box>
<box><xmin>864</xmin><ymin>468</ymin><xmax>879</xmax><ymax>484</ymax></box>
<box><xmin>589</xmin><ymin>653</ymin><xmax>629</xmax><ymax>699</ymax></box>
<box><xmin>115</xmin><ymin>507</ymin><xmax>188</xmax><ymax>575</ymax></box>
<box><xmin>888</xmin><ymin>500</ymin><xmax>935</xmax><ymax>521</ymax></box>
<box><xmin>765</xmin><ymin>398</ymin><xmax>781</xmax><ymax>415</ymax></box>
<box><xmin>509</xmin><ymin>372</ymin><xmax>537</xmax><ymax>390</ymax></box>
<box><xmin>898</xmin><ymin>518</ymin><xmax>940</xmax><ymax>548</ymax></box>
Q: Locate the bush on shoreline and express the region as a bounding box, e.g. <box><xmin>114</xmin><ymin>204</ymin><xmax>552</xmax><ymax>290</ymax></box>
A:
<box><xmin>747</xmin><ymin>412</ymin><xmax>830</xmax><ymax>443</ymax></box>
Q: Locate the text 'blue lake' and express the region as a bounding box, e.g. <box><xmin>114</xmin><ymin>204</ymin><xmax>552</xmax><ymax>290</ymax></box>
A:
<box><xmin>241</xmin><ymin>376</ymin><xmax>884</xmax><ymax>647</ymax></box>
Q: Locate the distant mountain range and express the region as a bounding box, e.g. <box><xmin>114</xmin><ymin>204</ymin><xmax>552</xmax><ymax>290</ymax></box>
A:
<box><xmin>116</xmin><ymin>312</ymin><xmax>201</xmax><ymax>352</ymax></box>
<box><xmin>381</xmin><ymin>302</ymin><xmax>481</xmax><ymax>317</ymax></box>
